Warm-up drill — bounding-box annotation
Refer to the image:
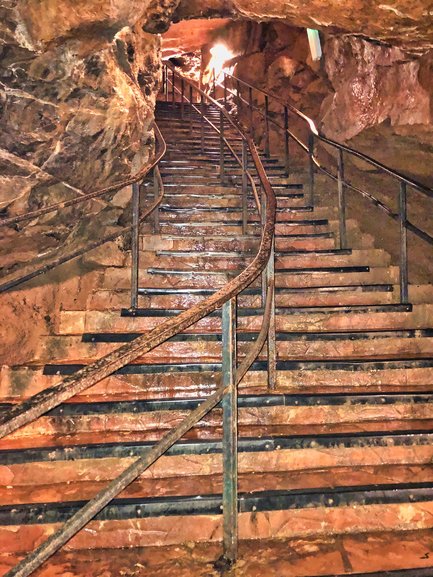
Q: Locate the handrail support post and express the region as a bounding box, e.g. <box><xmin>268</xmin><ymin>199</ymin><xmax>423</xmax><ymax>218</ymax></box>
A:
<box><xmin>189</xmin><ymin>85</ymin><xmax>193</xmax><ymax>134</ymax></box>
<box><xmin>200</xmin><ymin>94</ymin><xmax>205</xmax><ymax>154</ymax></box>
<box><xmin>399</xmin><ymin>181</ymin><xmax>409</xmax><ymax>304</ymax></box>
<box><xmin>242</xmin><ymin>140</ymin><xmax>248</xmax><ymax>235</ymax></box>
<box><xmin>171</xmin><ymin>68</ymin><xmax>175</xmax><ymax>109</ymax></box>
<box><xmin>220</xmin><ymin>110</ymin><xmax>225</xmax><ymax>184</ymax></box>
<box><xmin>266</xmin><ymin>245</ymin><xmax>276</xmax><ymax>391</ymax></box>
<box><xmin>264</xmin><ymin>95</ymin><xmax>270</xmax><ymax>158</ymax></box>
<box><xmin>130</xmin><ymin>181</ymin><xmax>140</xmax><ymax>310</ymax></box>
<box><xmin>224</xmin><ymin>73</ymin><xmax>228</xmax><ymax>106</ymax></box>
<box><xmin>284</xmin><ymin>106</ymin><xmax>290</xmax><ymax>177</ymax></box>
<box><xmin>308</xmin><ymin>133</ymin><xmax>315</xmax><ymax>207</ymax></box>
<box><xmin>248</xmin><ymin>87</ymin><xmax>253</xmax><ymax>128</ymax></box>
<box><xmin>180</xmin><ymin>78</ymin><xmax>185</xmax><ymax>119</ymax></box>
<box><xmin>222</xmin><ymin>297</ymin><xmax>238</xmax><ymax>564</ymax></box>
<box><xmin>337</xmin><ymin>149</ymin><xmax>347</xmax><ymax>250</ymax></box>
<box><xmin>153</xmin><ymin>168</ymin><xmax>160</xmax><ymax>234</ymax></box>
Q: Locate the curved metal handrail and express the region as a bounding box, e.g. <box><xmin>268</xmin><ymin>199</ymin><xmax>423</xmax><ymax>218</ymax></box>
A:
<box><xmin>175</xmin><ymin>76</ymin><xmax>262</xmax><ymax>215</ymax></box>
<box><xmin>0</xmin><ymin>125</ymin><xmax>166</xmax><ymax>229</ymax></box>
<box><xmin>1</xmin><ymin>63</ymin><xmax>277</xmax><ymax>577</ymax></box>
<box><xmin>223</xmin><ymin>69</ymin><xmax>433</xmax><ymax>306</ymax></box>
<box><xmin>0</xmin><ymin>124</ymin><xmax>167</xmax><ymax>293</ymax></box>
<box><xmin>0</xmin><ymin>73</ymin><xmax>276</xmax><ymax>442</ymax></box>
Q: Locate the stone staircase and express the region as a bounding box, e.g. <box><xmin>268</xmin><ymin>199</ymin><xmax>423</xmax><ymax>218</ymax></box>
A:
<box><xmin>1</xmin><ymin>101</ymin><xmax>433</xmax><ymax>576</ymax></box>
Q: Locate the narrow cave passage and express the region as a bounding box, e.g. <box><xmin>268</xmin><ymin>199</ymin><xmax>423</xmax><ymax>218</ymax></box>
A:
<box><xmin>1</xmin><ymin>3</ymin><xmax>433</xmax><ymax>577</ymax></box>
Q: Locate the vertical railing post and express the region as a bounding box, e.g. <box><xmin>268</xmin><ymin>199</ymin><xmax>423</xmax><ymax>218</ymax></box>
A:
<box><xmin>248</xmin><ymin>86</ymin><xmax>253</xmax><ymax>128</ymax></box>
<box><xmin>308</xmin><ymin>133</ymin><xmax>315</xmax><ymax>207</ymax></box>
<box><xmin>261</xmin><ymin>188</ymin><xmax>267</xmax><ymax>306</ymax></box>
<box><xmin>224</xmin><ymin>73</ymin><xmax>228</xmax><ymax>106</ymax></box>
<box><xmin>399</xmin><ymin>181</ymin><xmax>409</xmax><ymax>304</ymax></box>
<box><xmin>222</xmin><ymin>297</ymin><xmax>238</xmax><ymax>564</ymax></box>
<box><xmin>162</xmin><ymin>65</ymin><xmax>166</xmax><ymax>100</ymax></box>
<box><xmin>200</xmin><ymin>93</ymin><xmax>205</xmax><ymax>154</ymax></box>
<box><xmin>213</xmin><ymin>68</ymin><xmax>217</xmax><ymax>99</ymax></box>
<box><xmin>242</xmin><ymin>139</ymin><xmax>248</xmax><ymax>235</ymax></box>
<box><xmin>261</xmin><ymin>191</ymin><xmax>276</xmax><ymax>390</ymax></box>
<box><xmin>236</xmin><ymin>79</ymin><xmax>241</xmax><ymax>108</ymax></box>
<box><xmin>180</xmin><ymin>78</ymin><xmax>185</xmax><ymax>119</ymax></box>
<box><xmin>337</xmin><ymin>149</ymin><xmax>347</xmax><ymax>250</ymax></box>
<box><xmin>130</xmin><ymin>181</ymin><xmax>140</xmax><ymax>310</ymax></box>
<box><xmin>264</xmin><ymin>95</ymin><xmax>270</xmax><ymax>157</ymax></box>
<box><xmin>171</xmin><ymin>68</ymin><xmax>175</xmax><ymax>108</ymax></box>
<box><xmin>153</xmin><ymin>168</ymin><xmax>160</xmax><ymax>234</ymax></box>
<box><xmin>220</xmin><ymin>110</ymin><xmax>225</xmax><ymax>184</ymax></box>
<box><xmin>284</xmin><ymin>106</ymin><xmax>290</xmax><ymax>177</ymax></box>
<box><xmin>164</xmin><ymin>65</ymin><xmax>168</xmax><ymax>101</ymax></box>
<box><xmin>266</xmin><ymin>241</ymin><xmax>276</xmax><ymax>391</ymax></box>
<box><xmin>189</xmin><ymin>85</ymin><xmax>193</xmax><ymax>134</ymax></box>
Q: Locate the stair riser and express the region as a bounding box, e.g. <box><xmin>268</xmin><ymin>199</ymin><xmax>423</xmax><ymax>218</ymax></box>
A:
<box><xmin>140</xmin><ymin>235</ymin><xmax>336</xmax><ymax>252</ymax></box>
<box><xmin>2</xmin><ymin>501</ymin><xmax>433</xmax><ymax>552</ymax></box>
<box><xmin>34</xmin><ymin>335</ymin><xmax>433</xmax><ymax>365</ymax></box>
<box><xmin>4</xmin><ymin>365</ymin><xmax>433</xmax><ymax>408</ymax></box>
<box><xmin>87</xmin><ymin>290</ymin><xmax>395</xmax><ymax>311</ymax></box>
<box><xmin>2</xmin><ymin>448</ymin><xmax>432</xmax><ymax>505</ymax></box>
<box><xmin>156</xmin><ymin>196</ymin><xmax>307</xmax><ymax>209</ymax></box>
<box><xmin>102</xmin><ymin>269</ymin><xmax>399</xmax><ymax>291</ymax></box>
<box><xmin>58</xmin><ymin>313</ymin><xmax>424</xmax><ymax>335</ymax></box>
<box><xmin>132</xmin><ymin>252</ymin><xmax>390</xmax><ymax>271</ymax></box>
<box><xmin>3</xmin><ymin>403</ymin><xmax>433</xmax><ymax>444</ymax></box>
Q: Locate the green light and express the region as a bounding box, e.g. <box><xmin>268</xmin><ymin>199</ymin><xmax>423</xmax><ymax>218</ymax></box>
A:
<box><xmin>307</xmin><ymin>28</ymin><xmax>322</xmax><ymax>61</ymax></box>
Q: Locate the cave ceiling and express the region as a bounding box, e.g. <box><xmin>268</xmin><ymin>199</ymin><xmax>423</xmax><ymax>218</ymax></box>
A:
<box><xmin>174</xmin><ymin>0</ymin><xmax>433</xmax><ymax>52</ymax></box>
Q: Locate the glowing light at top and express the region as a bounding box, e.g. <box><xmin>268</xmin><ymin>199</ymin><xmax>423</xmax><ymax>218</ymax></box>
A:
<box><xmin>209</xmin><ymin>43</ymin><xmax>235</xmax><ymax>82</ymax></box>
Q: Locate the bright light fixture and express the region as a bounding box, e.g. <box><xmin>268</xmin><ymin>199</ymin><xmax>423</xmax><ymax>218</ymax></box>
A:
<box><xmin>209</xmin><ymin>43</ymin><xmax>234</xmax><ymax>81</ymax></box>
<box><xmin>307</xmin><ymin>29</ymin><xmax>322</xmax><ymax>61</ymax></box>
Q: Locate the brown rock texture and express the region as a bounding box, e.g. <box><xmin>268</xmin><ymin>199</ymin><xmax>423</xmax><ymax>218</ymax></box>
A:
<box><xmin>0</xmin><ymin>2</ymin><xmax>169</xmax><ymax>211</ymax></box>
<box><xmin>0</xmin><ymin>0</ymin><xmax>182</xmax><ymax>283</ymax></box>
<box><xmin>175</xmin><ymin>0</ymin><xmax>433</xmax><ymax>51</ymax></box>
<box><xmin>321</xmin><ymin>35</ymin><xmax>431</xmax><ymax>141</ymax></box>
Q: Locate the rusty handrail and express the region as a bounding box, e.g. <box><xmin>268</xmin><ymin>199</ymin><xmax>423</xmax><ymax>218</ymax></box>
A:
<box><xmin>0</xmin><ymin>124</ymin><xmax>163</xmax><ymax>229</ymax></box>
<box><xmin>2</xmin><ymin>71</ymin><xmax>277</xmax><ymax>577</ymax></box>
<box><xmin>0</xmin><ymin>124</ymin><xmax>167</xmax><ymax>293</ymax></box>
<box><xmin>225</xmin><ymin>70</ymin><xmax>433</xmax><ymax>200</ymax></box>
<box><xmin>4</xmin><ymin>277</ymin><xmax>275</xmax><ymax>577</ymax></box>
<box><xmin>168</xmin><ymin>71</ymin><xmax>262</xmax><ymax>215</ymax></box>
<box><xmin>0</xmin><ymin>95</ymin><xmax>276</xmax><ymax>442</ymax></box>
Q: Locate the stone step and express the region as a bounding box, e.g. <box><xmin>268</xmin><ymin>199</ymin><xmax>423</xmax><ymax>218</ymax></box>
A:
<box><xmin>139</xmin><ymin>234</ymin><xmax>337</xmax><ymax>252</ymax></box>
<box><xmin>1</xmin><ymin>388</ymin><xmax>433</xmax><ymax>446</ymax></box>
<box><xmin>1</xmin><ymin>483</ymin><xmax>432</xmax><ymax>551</ymax></box>
<box><xmin>142</xmin><ymin>248</ymin><xmax>391</xmax><ymax>271</ymax></box>
<box><xmin>58</xmin><ymin>304</ymin><xmax>432</xmax><ymax>334</ymax></box>
<box><xmin>156</xmin><ymin>193</ymin><xmax>307</xmax><ymax>209</ymax></box>
<box><xmin>31</xmin><ymin>330</ymin><xmax>433</xmax><ymax>365</ymax></box>
<box><xmin>3</xmin><ymin>359</ymin><xmax>433</xmax><ymax>409</ymax></box>
<box><xmin>102</xmin><ymin>265</ymin><xmax>399</xmax><ymax>291</ymax></box>
<box><xmin>1</xmin><ymin>429</ymin><xmax>432</xmax><ymax>505</ymax></box>
<box><xmin>2</xmin><ymin>530</ymin><xmax>432</xmax><ymax>576</ymax></box>
<box><xmin>87</xmin><ymin>284</ymin><xmax>397</xmax><ymax>311</ymax></box>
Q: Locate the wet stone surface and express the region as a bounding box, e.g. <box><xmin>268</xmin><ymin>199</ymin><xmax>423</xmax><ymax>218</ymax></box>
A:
<box><xmin>1</xmin><ymin>530</ymin><xmax>433</xmax><ymax>576</ymax></box>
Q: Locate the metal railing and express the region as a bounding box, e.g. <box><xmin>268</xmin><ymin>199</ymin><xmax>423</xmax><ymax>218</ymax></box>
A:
<box><xmin>0</xmin><ymin>64</ymin><xmax>277</xmax><ymax>576</ymax></box>
<box><xmin>0</xmin><ymin>125</ymin><xmax>167</xmax><ymax>294</ymax></box>
<box><xmin>221</xmin><ymin>71</ymin><xmax>433</xmax><ymax>304</ymax></box>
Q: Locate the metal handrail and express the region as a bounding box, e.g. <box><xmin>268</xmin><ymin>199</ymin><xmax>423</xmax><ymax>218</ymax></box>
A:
<box><xmin>0</xmin><ymin>124</ymin><xmax>167</xmax><ymax>293</ymax></box>
<box><xmin>1</xmin><ymin>64</ymin><xmax>277</xmax><ymax>576</ymax></box>
<box><xmin>224</xmin><ymin>71</ymin><xmax>433</xmax><ymax>200</ymax></box>
<box><xmin>0</xmin><ymin>73</ymin><xmax>276</xmax><ymax>439</ymax></box>
<box><xmin>4</xmin><ymin>279</ymin><xmax>275</xmax><ymax>577</ymax></box>
<box><xmin>0</xmin><ymin>125</ymin><xmax>167</xmax><ymax>229</ymax></box>
<box><xmin>223</xmin><ymin>70</ymin><xmax>433</xmax><ymax>304</ymax></box>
